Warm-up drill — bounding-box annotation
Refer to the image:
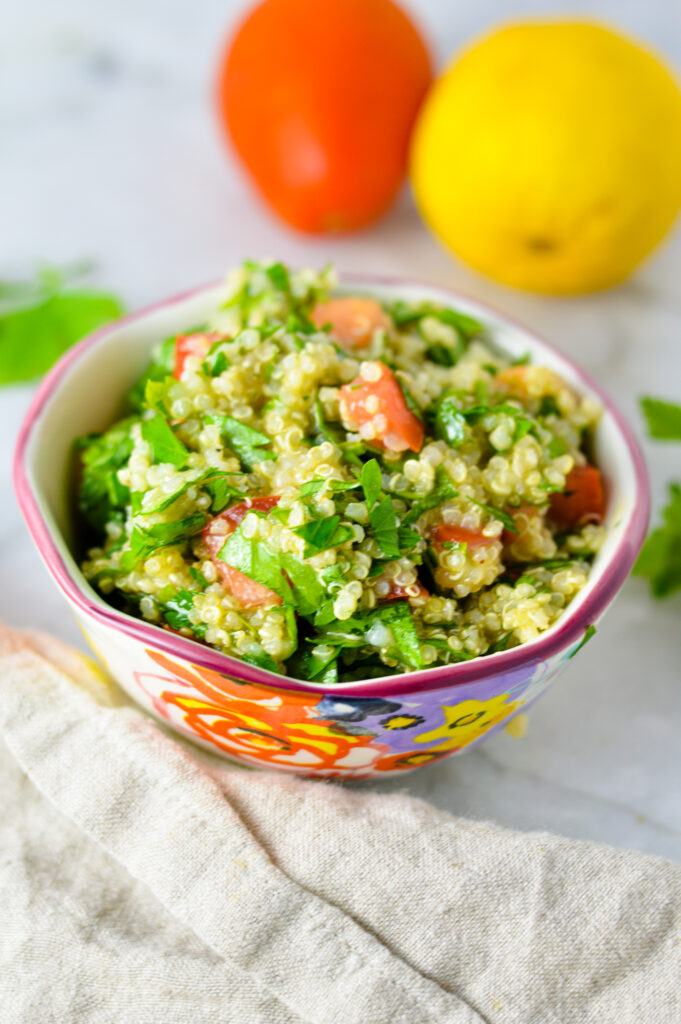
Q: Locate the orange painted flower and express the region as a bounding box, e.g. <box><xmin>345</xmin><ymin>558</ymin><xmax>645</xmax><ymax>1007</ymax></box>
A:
<box><xmin>143</xmin><ymin>650</ymin><xmax>384</xmax><ymax>772</ymax></box>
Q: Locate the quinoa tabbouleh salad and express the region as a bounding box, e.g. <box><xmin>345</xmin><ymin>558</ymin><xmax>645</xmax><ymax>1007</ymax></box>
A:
<box><xmin>77</xmin><ymin>261</ymin><xmax>606</xmax><ymax>684</ymax></box>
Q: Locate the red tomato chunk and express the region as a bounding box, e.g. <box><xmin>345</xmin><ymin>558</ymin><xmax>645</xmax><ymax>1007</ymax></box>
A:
<box><xmin>549</xmin><ymin>465</ymin><xmax>604</xmax><ymax>528</ymax></box>
<box><xmin>339</xmin><ymin>361</ymin><xmax>424</xmax><ymax>453</ymax></box>
<box><xmin>434</xmin><ymin>523</ymin><xmax>496</xmax><ymax>549</ymax></box>
<box><xmin>311</xmin><ymin>297</ymin><xmax>391</xmax><ymax>349</ymax></box>
<box><xmin>174</xmin><ymin>332</ymin><xmax>227</xmax><ymax>379</ymax></box>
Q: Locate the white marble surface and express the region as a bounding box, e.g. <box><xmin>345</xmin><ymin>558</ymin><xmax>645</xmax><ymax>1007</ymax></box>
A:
<box><xmin>3</xmin><ymin>0</ymin><xmax>681</xmax><ymax>860</ymax></box>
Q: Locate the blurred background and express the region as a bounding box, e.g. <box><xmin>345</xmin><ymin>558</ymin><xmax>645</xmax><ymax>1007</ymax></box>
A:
<box><xmin>3</xmin><ymin>0</ymin><xmax>681</xmax><ymax>301</ymax></box>
<box><xmin>3</xmin><ymin>0</ymin><xmax>681</xmax><ymax>856</ymax></box>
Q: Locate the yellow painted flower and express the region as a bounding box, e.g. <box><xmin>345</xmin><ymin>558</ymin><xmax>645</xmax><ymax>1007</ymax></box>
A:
<box><xmin>414</xmin><ymin>694</ymin><xmax>520</xmax><ymax>751</ymax></box>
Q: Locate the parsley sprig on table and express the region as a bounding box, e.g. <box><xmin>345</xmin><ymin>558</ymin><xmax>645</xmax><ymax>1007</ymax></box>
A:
<box><xmin>0</xmin><ymin>266</ymin><xmax>124</xmax><ymax>384</ymax></box>
<box><xmin>633</xmin><ymin>396</ymin><xmax>681</xmax><ymax>598</ymax></box>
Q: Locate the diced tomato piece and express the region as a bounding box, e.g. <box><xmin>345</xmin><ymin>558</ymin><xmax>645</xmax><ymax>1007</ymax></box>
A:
<box><xmin>434</xmin><ymin>523</ymin><xmax>496</xmax><ymax>549</ymax></box>
<box><xmin>174</xmin><ymin>332</ymin><xmax>227</xmax><ymax>379</ymax></box>
<box><xmin>311</xmin><ymin>297</ymin><xmax>391</xmax><ymax>349</ymax></box>
<box><xmin>549</xmin><ymin>465</ymin><xmax>605</xmax><ymax>528</ymax></box>
<box><xmin>202</xmin><ymin>496</ymin><xmax>281</xmax><ymax>608</ymax></box>
<box><xmin>339</xmin><ymin>361</ymin><xmax>424</xmax><ymax>453</ymax></box>
<box><xmin>496</xmin><ymin>366</ymin><xmax>530</xmax><ymax>393</ymax></box>
<box><xmin>382</xmin><ymin>579</ymin><xmax>430</xmax><ymax>602</ymax></box>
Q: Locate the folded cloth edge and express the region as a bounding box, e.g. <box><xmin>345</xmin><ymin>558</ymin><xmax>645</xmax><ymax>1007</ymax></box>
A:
<box><xmin>0</xmin><ymin>625</ymin><xmax>484</xmax><ymax>1024</ymax></box>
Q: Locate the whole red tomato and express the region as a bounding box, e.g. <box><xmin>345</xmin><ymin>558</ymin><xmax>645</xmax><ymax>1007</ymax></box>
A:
<box><xmin>216</xmin><ymin>0</ymin><xmax>432</xmax><ymax>233</ymax></box>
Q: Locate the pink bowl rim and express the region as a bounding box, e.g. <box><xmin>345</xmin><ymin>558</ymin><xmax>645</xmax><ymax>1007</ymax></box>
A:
<box><xmin>13</xmin><ymin>273</ymin><xmax>650</xmax><ymax>698</ymax></box>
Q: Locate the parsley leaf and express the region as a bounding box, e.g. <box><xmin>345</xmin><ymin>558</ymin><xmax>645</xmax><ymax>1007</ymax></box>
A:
<box><xmin>486</xmin><ymin>632</ymin><xmax>512</xmax><ymax>654</ymax></box>
<box><xmin>279</xmin><ymin>553</ymin><xmax>327</xmax><ymax>616</ymax></box>
<box><xmin>287</xmin><ymin>645</ymin><xmax>338</xmax><ymax>684</ymax></box>
<box><xmin>640</xmin><ymin>397</ymin><xmax>681</xmax><ymax>441</ymax></box>
<box><xmin>0</xmin><ymin>269</ymin><xmax>124</xmax><ymax>385</ymax></box>
<box><xmin>159</xmin><ymin>588</ymin><xmax>207</xmax><ymax>639</ymax></box>
<box><xmin>217</xmin><ymin>527</ymin><xmax>325</xmax><ymax>615</ymax></box>
<box><xmin>397</xmin><ymin>525</ymin><xmax>421</xmax><ymax>553</ymax></box>
<box><xmin>190</xmin><ymin>565</ymin><xmax>209</xmax><ymax>587</ymax></box>
<box><xmin>320</xmin><ymin>601</ymin><xmax>423</xmax><ymax>670</ymax></box>
<box><xmin>292</xmin><ymin>516</ymin><xmax>354</xmax><ymax>556</ymax></box>
<box><xmin>388</xmin><ymin>300</ymin><xmax>482</xmax><ymax>340</ymax></box>
<box><xmin>369</xmin><ymin>495</ymin><xmax>401</xmax><ymax>557</ymax></box>
<box><xmin>313</xmin><ymin>397</ymin><xmax>345</xmax><ymax>444</ymax></box>
<box><xmin>138</xmin><ymin>468</ymin><xmax>244</xmax><ymax>514</ymax></box>
<box><xmin>77</xmin><ymin>417</ymin><xmax>137</xmax><ymax>531</ymax></box>
<box><xmin>143</xmin><ymin>379</ymin><xmax>168</xmax><ymax>415</ymax></box>
<box><xmin>432</xmin><ymin>397</ymin><xmax>467</xmax><ymax>447</ymax></box>
<box><xmin>360</xmin><ymin>459</ymin><xmax>400</xmax><ymax>556</ymax></box>
<box><xmin>204</xmin><ymin>349</ymin><xmax>230</xmax><ymax>377</ymax></box>
<box><xmin>218</xmin><ymin>528</ymin><xmax>292</xmax><ymax>603</ymax></box>
<box><xmin>633</xmin><ymin>483</ymin><xmax>681</xmax><ymax>597</ymax></box>
<box><xmin>207</xmin><ymin>413</ymin><xmax>276</xmax><ymax>469</ymax></box>
<box><xmin>539</xmin><ymin>396</ymin><xmax>561</xmax><ymax>418</ymax></box>
<box><xmin>568</xmin><ymin>624</ymin><xmax>596</xmax><ymax>658</ymax></box>
<box><xmin>469</xmin><ymin>499</ymin><xmax>518</xmax><ymax>534</ymax></box>
<box><xmin>374</xmin><ymin>601</ymin><xmax>423</xmax><ymax>669</ymax></box>
<box><xmin>202</xmin><ymin>473</ymin><xmax>246</xmax><ymax>513</ymax></box>
<box><xmin>360</xmin><ymin>459</ymin><xmax>383</xmax><ymax>509</ymax></box>
<box><xmin>298</xmin><ymin>476</ymin><xmax>359</xmax><ymax>498</ymax></box>
<box><xmin>120</xmin><ymin>513</ymin><xmax>206</xmax><ymax>571</ymax></box>
<box><xmin>241</xmin><ymin>647</ymin><xmax>280</xmax><ymax>674</ymax></box>
<box><xmin>401</xmin><ymin>466</ymin><xmax>458</xmax><ymax>526</ymax></box>
<box><xmin>425</xmin><ymin>342</ymin><xmax>460</xmax><ymax>367</ymax></box>
<box><xmin>265</xmin><ymin>262</ymin><xmax>290</xmax><ymax>294</ymax></box>
<box><xmin>140</xmin><ymin>413</ymin><xmax>188</xmax><ymax>467</ymax></box>
<box><xmin>128</xmin><ymin>334</ymin><xmax>176</xmax><ymax>411</ymax></box>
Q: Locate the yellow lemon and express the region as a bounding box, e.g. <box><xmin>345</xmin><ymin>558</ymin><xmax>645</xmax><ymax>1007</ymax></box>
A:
<box><xmin>410</xmin><ymin>21</ymin><xmax>681</xmax><ymax>293</ymax></box>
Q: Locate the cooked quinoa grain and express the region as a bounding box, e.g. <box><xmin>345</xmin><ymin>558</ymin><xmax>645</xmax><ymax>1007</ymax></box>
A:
<box><xmin>77</xmin><ymin>261</ymin><xmax>606</xmax><ymax>683</ymax></box>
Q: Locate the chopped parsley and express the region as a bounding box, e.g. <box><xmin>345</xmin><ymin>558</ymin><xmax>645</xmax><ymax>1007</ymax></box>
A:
<box><xmin>469</xmin><ymin>499</ymin><xmax>518</xmax><ymax>534</ymax></box>
<box><xmin>633</xmin><ymin>483</ymin><xmax>681</xmax><ymax>598</ymax></box>
<box><xmin>0</xmin><ymin>266</ymin><xmax>124</xmax><ymax>386</ymax></box>
<box><xmin>159</xmin><ymin>588</ymin><xmax>207</xmax><ymax>639</ymax></box>
<box><xmin>568</xmin><ymin>624</ymin><xmax>596</xmax><ymax>658</ymax></box>
<box><xmin>292</xmin><ymin>516</ymin><xmax>355</xmax><ymax>557</ymax></box>
<box><xmin>241</xmin><ymin>647</ymin><xmax>280</xmax><ymax>674</ymax></box>
<box><xmin>298</xmin><ymin>476</ymin><xmax>359</xmax><ymax>498</ymax></box>
<box><xmin>640</xmin><ymin>396</ymin><xmax>681</xmax><ymax>441</ymax></box>
<box><xmin>207</xmin><ymin>413</ymin><xmax>276</xmax><ymax>469</ymax></box>
<box><xmin>77</xmin><ymin>418</ymin><xmax>136</xmax><ymax>531</ymax></box>
<box><xmin>360</xmin><ymin>460</ymin><xmax>401</xmax><ymax>557</ymax></box>
<box><xmin>318</xmin><ymin>601</ymin><xmax>423</xmax><ymax>670</ymax></box>
<box><xmin>119</xmin><ymin>513</ymin><xmax>206</xmax><ymax>571</ymax></box>
<box><xmin>431</xmin><ymin>396</ymin><xmax>467</xmax><ymax>447</ymax></box>
<box><xmin>634</xmin><ymin>397</ymin><xmax>681</xmax><ymax>599</ymax></box>
<box><xmin>204</xmin><ymin>349</ymin><xmax>230</xmax><ymax>377</ymax></box>
<box><xmin>140</xmin><ymin>413</ymin><xmax>189</xmax><ymax>467</ymax></box>
<box><xmin>402</xmin><ymin>466</ymin><xmax>458</xmax><ymax>526</ymax></box>
<box><xmin>313</xmin><ymin>397</ymin><xmax>346</xmax><ymax>444</ymax></box>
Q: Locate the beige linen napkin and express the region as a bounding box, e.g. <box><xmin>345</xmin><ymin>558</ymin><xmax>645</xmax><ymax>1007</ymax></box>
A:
<box><xmin>1</xmin><ymin>624</ymin><xmax>679</xmax><ymax>1024</ymax></box>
